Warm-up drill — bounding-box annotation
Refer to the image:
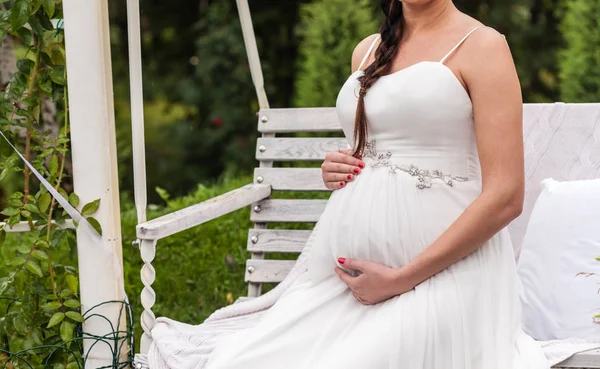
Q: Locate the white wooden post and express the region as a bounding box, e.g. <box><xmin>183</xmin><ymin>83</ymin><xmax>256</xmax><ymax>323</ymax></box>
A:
<box><xmin>236</xmin><ymin>0</ymin><xmax>272</xmax><ymax>297</ymax></box>
<box><xmin>63</xmin><ymin>0</ymin><xmax>128</xmax><ymax>367</ymax></box>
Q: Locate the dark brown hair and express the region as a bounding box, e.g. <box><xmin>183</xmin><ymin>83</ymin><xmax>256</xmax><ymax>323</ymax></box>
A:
<box><xmin>352</xmin><ymin>0</ymin><xmax>404</xmax><ymax>158</ymax></box>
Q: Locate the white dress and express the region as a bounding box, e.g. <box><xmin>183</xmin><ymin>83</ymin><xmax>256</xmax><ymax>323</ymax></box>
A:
<box><xmin>204</xmin><ymin>27</ymin><xmax>550</xmax><ymax>369</ymax></box>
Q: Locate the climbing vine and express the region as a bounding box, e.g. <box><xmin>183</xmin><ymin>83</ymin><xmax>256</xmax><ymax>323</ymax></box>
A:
<box><xmin>0</xmin><ymin>1</ymin><xmax>107</xmax><ymax>368</ymax></box>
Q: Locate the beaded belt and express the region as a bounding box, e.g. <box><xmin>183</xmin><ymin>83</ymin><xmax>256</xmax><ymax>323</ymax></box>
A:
<box><xmin>363</xmin><ymin>140</ymin><xmax>469</xmax><ymax>189</ymax></box>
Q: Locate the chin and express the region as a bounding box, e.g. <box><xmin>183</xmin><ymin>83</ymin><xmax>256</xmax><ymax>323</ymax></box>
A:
<box><xmin>400</xmin><ymin>0</ymin><xmax>437</xmax><ymax>4</ymax></box>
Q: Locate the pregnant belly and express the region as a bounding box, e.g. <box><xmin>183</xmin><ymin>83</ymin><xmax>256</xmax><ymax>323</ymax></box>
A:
<box><xmin>307</xmin><ymin>168</ymin><xmax>478</xmax><ymax>283</ymax></box>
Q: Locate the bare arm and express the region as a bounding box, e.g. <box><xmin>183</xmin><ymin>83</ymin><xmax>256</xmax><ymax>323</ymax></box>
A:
<box><xmin>392</xmin><ymin>29</ymin><xmax>524</xmax><ymax>291</ymax></box>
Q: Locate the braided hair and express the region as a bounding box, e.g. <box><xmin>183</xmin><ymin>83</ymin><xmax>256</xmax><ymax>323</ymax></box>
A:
<box><xmin>353</xmin><ymin>0</ymin><xmax>404</xmax><ymax>158</ymax></box>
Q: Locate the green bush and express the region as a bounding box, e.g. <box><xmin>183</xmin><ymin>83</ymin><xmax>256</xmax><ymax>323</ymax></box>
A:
<box><xmin>294</xmin><ymin>0</ymin><xmax>378</xmax><ymax>107</ymax></box>
<box><xmin>558</xmin><ymin>0</ymin><xmax>600</xmax><ymax>102</ymax></box>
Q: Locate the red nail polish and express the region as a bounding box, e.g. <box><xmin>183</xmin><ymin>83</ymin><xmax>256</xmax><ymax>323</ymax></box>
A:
<box><xmin>347</xmin><ymin>174</ymin><xmax>353</xmax><ymax>180</ymax></box>
<box><xmin>358</xmin><ymin>162</ymin><xmax>365</xmax><ymax>169</ymax></box>
<box><xmin>339</xmin><ymin>181</ymin><xmax>345</xmax><ymax>187</ymax></box>
<box><xmin>353</xmin><ymin>168</ymin><xmax>360</xmax><ymax>174</ymax></box>
<box><xmin>338</xmin><ymin>257</ymin><xmax>346</xmax><ymax>264</ymax></box>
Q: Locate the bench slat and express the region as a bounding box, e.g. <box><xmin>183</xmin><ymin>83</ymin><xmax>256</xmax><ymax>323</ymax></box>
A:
<box><xmin>554</xmin><ymin>349</ymin><xmax>600</xmax><ymax>368</ymax></box>
<box><xmin>257</xmin><ymin>108</ymin><xmax>342</xmax><ymax>133</ymax></box>
<box><xmin>245</xmin><ymin>259</ymin><xmax>296</xmax><ymax>283</ymax></box>
<box><xmin>254</xmin><ymin>168</ymin><xmax>329</xmax><ymax>191</ymax></box>
<box><xmin>256</xmin><ymin>137</ymin><xmax>349</xmax><ymax>161</ymax></box>
<box><xmin>250</xmin><ymin>199</ymin><xmax>327</xmax><ymax>223</ymax></box>
<box><xmin>247</xmin><ymin>229</ymin><xmax>312</xmax><ymax>253</ymax></box>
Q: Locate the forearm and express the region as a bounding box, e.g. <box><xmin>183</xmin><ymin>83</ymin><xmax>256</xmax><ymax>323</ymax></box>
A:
<box><xmin>394</xmin><ymin>190</ymin><xmax>522</xmax><ymax>290</ymax></box>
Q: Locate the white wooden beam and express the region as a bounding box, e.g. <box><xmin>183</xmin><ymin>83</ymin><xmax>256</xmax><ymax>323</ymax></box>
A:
<box><xmin>236</xmin><ymin>0</ymin><xmax>269</xmax><ymax>109</ymax></box>
<box><xmin>63</xmin><ymin>0</ymin><xmax>128</xmax><ymax>366</ymax></box>
<box><xmin>126</xmin><ymin>0</ymin><xmax>148</xmax><ymax>225</ymax></box>
<box><xmin>136</xmin><ymin>184</ymin><xmax>272</xmax><ymax>240</ymax></box>
<box><xmin>1</xmin><ymin>219</ymin><xmax>75</xmax><ymax>232</ymax></box>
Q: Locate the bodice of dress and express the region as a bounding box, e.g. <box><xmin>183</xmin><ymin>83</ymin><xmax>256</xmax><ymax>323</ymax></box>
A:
<box><xmin>336</xmin><ymin>61</ymin><xmax>481</xmax><ymax>186</ymax></box>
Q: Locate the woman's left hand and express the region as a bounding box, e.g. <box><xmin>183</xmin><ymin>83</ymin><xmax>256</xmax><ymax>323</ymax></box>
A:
<box><xmin>334</xmin><ymin>258</ymin><xmax>414</xmax><ymax>305</ymax></box>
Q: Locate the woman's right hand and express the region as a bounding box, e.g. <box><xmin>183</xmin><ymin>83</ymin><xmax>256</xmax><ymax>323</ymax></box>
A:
<box><xmin>321</xmin><ymin>149</ymin><xmax>365</xmax><ymax>190</ymax></box>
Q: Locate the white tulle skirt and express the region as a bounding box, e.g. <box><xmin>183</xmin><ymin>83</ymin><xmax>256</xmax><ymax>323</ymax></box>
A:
<box><xmin>205</xmin><ymin>164</ymin><xmax>549</xmax><ymax>369</ymax></box>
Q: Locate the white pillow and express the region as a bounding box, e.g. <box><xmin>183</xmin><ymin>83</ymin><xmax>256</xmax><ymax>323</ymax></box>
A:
<box><xmin>518</xmin><ymin>177</ymin><xmax>600</xmax><ymax>341</ymax></box>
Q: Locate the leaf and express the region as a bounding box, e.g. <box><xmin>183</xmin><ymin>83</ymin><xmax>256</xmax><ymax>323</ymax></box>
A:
<box><xmin>20</xmin><ymin>210</ymin><xmax>30</xmax><ymax>218</ymax></box>
<box><xmin>53</xmin><ymin>364</ymin><xmax>66</xmax><ymax>369</ymax></box>
<box><xmin>63</xmin><ymin>299</ymin><xmax>80</xmax><ymax>308</ymax></box>
<box><xmin>0</xmin><ymin>230</ymin><xmax>5</xmax><ymax>247</ymax></box>
<box><xmin>16</xmin><ymin>58</ymin><xmax>34</xmax><ymax>74</ymax></box>
<box><xmin>7</xmin><ymin>71</ymin><xmax>27</xmax><ymax>100</ymax></box>
<box><xmin>68</xmin><ymin>193</ymin><xmax>79</xmax><ymax>207</ymax></box>
<box><xmin>65</xmin><ymin>311</ymin><xmax>84</xmax><ymax>323</ymax></box>
<box><xmin>59</xmin><ymin>289</ymin><xmax>74</xmax><ymax>298</ymax></box>
<box><xmin>16</xmin><ymin>244</ymin><xmax>30</xmax><ymax>254</ymax></box>
<box><xmin>81</xmin><ymin>199</ymin><xmax>100</xmax><ymax>215</ymax></box>
<box><xmin>10</xmin><ymin>0</ymin><xmax>29</xmax><ymax>31</ymax></box>
<box><xmin>39</xmin><ymin>77</ymin><xmax>53</xmax><ymax>94</ymax></box>
<box><xmin>51</xmin><ymin>66</ymin><xmax>66</xmax><ymax>85</ymax></box>
<box><xmin>41</xmin><ymin>0</ymin><xmax>55</xmax><ymax>18</ymax></box>
<box><xmin>57</xmin><ymin>187</ymin><xmax>68</xmax><ymax>201</ymax></box>
<box><xmin>13</xmin><ymin>314</ymin><xmax>28</xmax><ymax>334</ymax></box>
<box><xmin>38</xmin><ymin>192</ymin><xmax>51</xmax><ymax>213</ymax></box>
<box><xmin>60</xmin><ymin>320</ymin><xmax>75</xmax><ymax>342</ymax></box>
<box><xmin>47</xmin><ymin>312</ymin><xmax>65</xmax><ymax>328</ymax></box>
<box><xmin>24</xmin><ymin>203</ymin><xmax>41</xmax><ymax>216</ymax></box>
<box><xmin>49</xmin><ymin>154</ymin><xmax>59</xmax><ymax>176</ymax></box>
<box><xmin>66</xmin><ymin>362</ymin><xmax>79</xmax><ymax>369</ymax></box>
<box><xmin>40</xmin><ymin>301</ymin><xmax>62</xmax><ymax>310</ymax></box>
<box><xmin>86</xmin><ymin>217</ymin><xmax>103</xmax><ymax>236</ymax></box>
<box><xmin>37</xmin><ymin>10</ymin><xmax>53</xmax><ymax>30</ymax></box>
<box><xmin>32</xmin><ymin>249</ymin><xmax>49</xmax><ymax>261</ymax></box>
<box><xmin>25</xmin><ymin>259</ymin><xmax>43</xmax><ymax>277</ymax></box>
<box><xmin>0</xmin><ymin>276</ymin><xmax>13</xmax><ymax>294</ymax></box>
<box><xmin>9</xmin><ymin>256</ymin><xmax>26</xmax><ymax>266</ymax></box>
<box><xmin>66</xmin><ymin>274</ymin><xmax>78</xmax><ymax>294</ymax></box>
<box><xmin>27</xmin><ymin>14</ymin><xmax>45</xmax><ymax>36</ymax></box>
<box><xmin>16</xmin><ymin>26</ymin><xmax>32</xmax><ymax>47</ymax></box>
<box><xmin>0</xmin><ymin>207</ymin><xmax>19</xmax><ymax>216</ymax></box>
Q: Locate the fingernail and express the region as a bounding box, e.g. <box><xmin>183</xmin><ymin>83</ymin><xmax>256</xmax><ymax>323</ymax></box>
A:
<box><xmin>347</xmin><ymin>174</ymin><xmax>353</xmax><ymax>180</ymax></box>
<box><xmin>358</xmin><ymin>162</ymin><xmax>365</xmax><ymax>169</ymax></box>
<box><xmin>339</xmin><ymin>181</ymin><xmax>345</xmax><ymax>187</ymax></box>
<box><xmin>338</xmin><ymin>257</ymin><xmax>346</xmax><ymax>264</ymax></box>
<box><xmin>353</xmin><ymin>167</ymin><xmax>360</xmax><ymax>174</ymax></box>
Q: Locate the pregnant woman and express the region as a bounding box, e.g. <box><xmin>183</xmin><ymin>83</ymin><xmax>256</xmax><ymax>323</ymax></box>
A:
<box><xmin>206</xmin><ymin>0</ymin><xmax>549</xmax><ymax>367</ymax></box>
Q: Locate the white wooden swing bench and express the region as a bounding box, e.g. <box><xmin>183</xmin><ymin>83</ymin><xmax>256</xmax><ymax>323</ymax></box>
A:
<box><xmin>133</xmin><ymin>104</ymin><xmax>600</xmax><ymax>369</ymax></box>
<box><xmin>124</xmin><ymin>1</ymin><xmax>600</xmax><ymax>367</ymax></box>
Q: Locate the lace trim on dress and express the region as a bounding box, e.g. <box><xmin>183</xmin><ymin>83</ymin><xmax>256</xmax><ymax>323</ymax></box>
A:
<box><xmin>363</xmin><ymin>140</ymin><xmax>469</xmax><ymax>189</ymax></box>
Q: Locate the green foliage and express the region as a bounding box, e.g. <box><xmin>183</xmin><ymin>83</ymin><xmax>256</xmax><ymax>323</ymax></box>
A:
<box><xmin>294</xmin><ymin>0</ymin><xmax>378</xmax><ymax>107</ymax></box>
<box><xmin>558</xmin><ymin>0</ymin><xmax>600</xmax><ymax>102</ymax></box>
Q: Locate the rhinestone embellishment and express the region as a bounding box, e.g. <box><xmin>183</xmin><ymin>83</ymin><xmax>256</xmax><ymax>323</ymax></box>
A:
<box><xmin>363</xmin><ymin>140</ymin><xmax>468</xmax><ymax>189</ymax></box>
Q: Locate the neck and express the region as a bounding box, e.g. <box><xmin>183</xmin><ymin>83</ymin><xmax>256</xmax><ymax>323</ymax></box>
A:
<box><xmin>401</xmin><ymin>0</ymin><xmax>456</xmax><ymax>35</ymax></box>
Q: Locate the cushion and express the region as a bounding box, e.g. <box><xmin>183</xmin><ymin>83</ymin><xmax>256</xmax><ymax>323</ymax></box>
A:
<box><xmin>517</xmin><ymin>177</ymin><xmax>600</xmax><ymax>341</ymax></box>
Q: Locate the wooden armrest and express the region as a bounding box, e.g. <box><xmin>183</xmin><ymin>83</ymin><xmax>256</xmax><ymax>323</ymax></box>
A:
<box><xmin>555</xmin><ymin>349</ymin><xmax>600</xmax><ymax>368</ymax></box>
<box><xmin>136</xmin><ymin>183</ymin><xmax>271</xmax><ymax>240</ymax></box>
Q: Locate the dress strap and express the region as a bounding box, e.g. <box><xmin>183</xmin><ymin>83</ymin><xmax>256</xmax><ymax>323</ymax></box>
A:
<box><xmin>358</xmin><ymin>34</ymin><xmax>381</xmax><ymax>71</ymax></box>
<box><xmin>439</xmin><ymin>26</ymin><xmax>486</xmax><ymax>64</ymax></box>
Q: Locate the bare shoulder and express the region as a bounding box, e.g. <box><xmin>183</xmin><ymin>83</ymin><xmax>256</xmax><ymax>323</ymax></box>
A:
<box><xmin>462</xmin><ymin>26</ymin><xmax>513</xmax><ymax>68</ymax></box>
<box><xmin>351</xmin><ymin>33</ymin><xmax>380</xmax><ymax>72</ymax></box>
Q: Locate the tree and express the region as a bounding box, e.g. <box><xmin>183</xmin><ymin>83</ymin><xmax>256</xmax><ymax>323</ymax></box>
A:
<box><xmin>558</xmin><ymin>0</ymin><xmax>600</xmax><ymax>102</ymax></box>
<box><xmin>294</xmin><ymin>0</ymin><xmax>378</xmax><ymax>107</ymax></box>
